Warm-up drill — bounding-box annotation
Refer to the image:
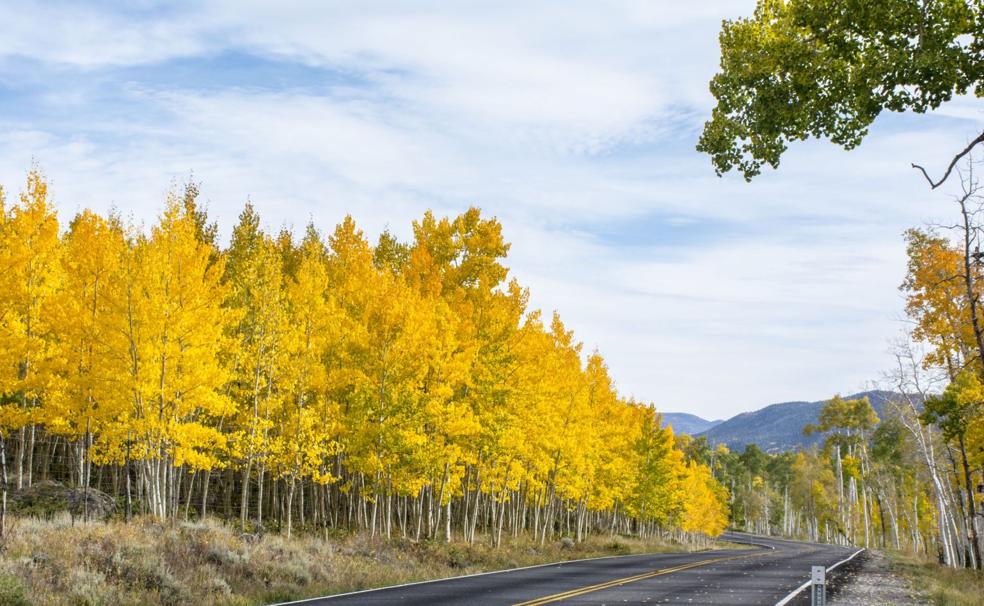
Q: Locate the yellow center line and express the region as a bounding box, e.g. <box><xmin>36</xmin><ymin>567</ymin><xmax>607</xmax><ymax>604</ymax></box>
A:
<box><xmin>511</xmin><ymin>550</ymin><xmax>773</xmax><ymax>606</ymax></box>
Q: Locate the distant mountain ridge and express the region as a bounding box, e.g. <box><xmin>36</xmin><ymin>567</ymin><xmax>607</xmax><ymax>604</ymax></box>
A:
<box><xmin>661</xmin><ymin>412</ymin><xmax>723</xmax><ymax>436</ymax></box>
<box><xmin>661</xmin><ymin>390</ymin><xmax>910</xmax><ymax>453</ymax></box>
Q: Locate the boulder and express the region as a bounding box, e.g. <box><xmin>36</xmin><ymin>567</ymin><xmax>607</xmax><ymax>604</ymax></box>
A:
<box><xmin>10</xmin><ymin>480</ymin><xmax>116</xmax><ymax>520</ymax></box>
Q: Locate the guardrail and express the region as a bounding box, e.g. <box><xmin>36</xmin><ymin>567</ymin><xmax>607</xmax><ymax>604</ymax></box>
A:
<box><xmin>774</xmin><ymin>549</ymin><xmax>865</xmax><ymax>606</ymax></box>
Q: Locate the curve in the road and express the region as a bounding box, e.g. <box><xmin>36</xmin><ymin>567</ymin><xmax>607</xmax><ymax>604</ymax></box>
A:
<box><xmin>273</xmin><ymin>533</ymin><xmax>861</xmax><ymax>606</ymax></box>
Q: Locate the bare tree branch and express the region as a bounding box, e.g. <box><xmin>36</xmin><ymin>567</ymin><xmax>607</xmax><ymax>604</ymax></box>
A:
<box><xmin>912</xmin><ymin>130</ymin><xmax>984</xmax><ymax>189</ymax></box>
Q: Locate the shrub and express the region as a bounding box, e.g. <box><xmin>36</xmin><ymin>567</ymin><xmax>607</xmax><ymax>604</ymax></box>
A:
<box><xmin>607</xmin><ymin>540</ymin><xmax>629</xmax><ymax>554</ymax></box>
<box><xmin>0</xmin><ymin>573</ymin><xmax>31</xmax><ymax>606</ymax></box>
<box><xmin>153</xmin><ymin>569</ymin><xmax>190</xmax><ymax>606</ymax></box>
<box><xmin>279</xmin><ymin>561</ymin><xmax>312</xmax><ymax>586</ymax></box>
<box><xmin>206</xmin><ymin>544</ymin><xmax>248</xmax><ymax>568</ymax></box>
<box><xmin>204</xmin><ymin>576</ymin><xmax>232</xmax><ymax>597</ymax></box>
<box><xmin>0</xmin><ymin>515</ymin><xmax>688</xmax><ymax>605</ymax></box>
<box><xmin>68</xmin><ymin>569</ymin><xmax>108</xmax><ymax>606</ymax></box>
<box><xmin>446</xmin><ymin>546</ymin><xmax>469</xmax><ymax>569</ymax></box>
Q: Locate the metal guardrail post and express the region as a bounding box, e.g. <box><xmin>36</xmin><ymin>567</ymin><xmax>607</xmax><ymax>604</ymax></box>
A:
<box><xmin>810</xmin><ymin>565</ymin><xmax>826</xmax><ymax>606</ymax></box>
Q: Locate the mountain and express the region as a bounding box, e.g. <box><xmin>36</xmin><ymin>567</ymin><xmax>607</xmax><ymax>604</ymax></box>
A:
<box><xmin>691</xmin><ymin>390</ymin><xmax>910</xmax><ymax>453</ymax></box>
<box><xmin>660</xmin><ymin>412</ymin><xmax>723</xmax><ymax>436</ymax></box>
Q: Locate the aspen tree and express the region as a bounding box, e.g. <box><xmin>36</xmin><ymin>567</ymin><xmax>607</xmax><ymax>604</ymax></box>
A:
<box><xmin>0</xmin><ymin>184</ymin><xmax>10</xmax><ymax>533</ymax></box>
<box><xmin>678</xmin><ymin>461</ymin><xmax>728</xmax><ymax>537</ymax></box>
<box><xmin>901</xmin><ymin>231</ymin><xmax>984</xmax><ymax>564</ymax></box>
<box><xmin>583</xmin><ymin>354</ymin><xmax>636</xmax><ymax>529</ymax></box>
<box><xmin>0</xmin><ymin>168</ymin><xmax>62</xmax><ymax>494</ymax></box>
<box><xmin>130</xmin><ymin>195</ymin><xmax>234</xmax><ymax>519</ymax></box>
<box><xmin>277</xmin><ymin>226</ymin><xmax>340</xmax><ymax>538</ymax></box>
<box><xmin>922</xmin><ymin>372</ymin><xmax>984</xmax><ymax>568</ymax></box>
<box><xmin>409</xmin><ymin>209</ymin><xmax>517</xmax><ymax>538</ymax></box>
<box><xmin>47</xmin><ymin>211</ymin><xmax>124</xmax><ymax>520</ymax></box>
<box><xmin>225</xmin><ymin>203</ymin><xmax>287</xmax><ymax>528</ymax></box>
<box><xmin>631</xmin><ymin>416</ymin><xmax>685</xmax><ymax>531</ymax></box>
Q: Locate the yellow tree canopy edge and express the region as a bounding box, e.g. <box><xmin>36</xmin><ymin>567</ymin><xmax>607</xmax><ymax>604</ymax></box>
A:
<box><xmin>0</xmin><ymin>168</ymin><xmax>728</xmax><ymax>544</ymax></box>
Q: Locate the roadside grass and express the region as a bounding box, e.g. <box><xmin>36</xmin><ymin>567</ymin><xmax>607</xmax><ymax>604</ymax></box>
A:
<box><xmin>889</xmin><ymin>551</ymin><xmax>984</xmax><ymax>606</ymax></box>
<box><xmin>0</xmin><ymin>515</ymin><xmax>729</xmax><ymax>605</ymax></box>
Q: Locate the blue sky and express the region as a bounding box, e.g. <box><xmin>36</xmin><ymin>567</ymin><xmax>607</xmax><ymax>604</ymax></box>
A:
<box><xmin>1</xmin><ymin>1</ymin><xmax>981</xmax><ymax>418</ymax></box>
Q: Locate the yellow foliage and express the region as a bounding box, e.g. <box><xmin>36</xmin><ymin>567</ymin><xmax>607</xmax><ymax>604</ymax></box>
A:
<box><xmin>0</xmin><ymin>172</ymin><xmax>727</xmax><ymax>533</ymax></box>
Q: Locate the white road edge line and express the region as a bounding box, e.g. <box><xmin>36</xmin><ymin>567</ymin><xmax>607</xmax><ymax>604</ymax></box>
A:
<box><xmin>269</xmin><ymin>537</ymin><xmax>760</xmax><ymax>606</ymax></box>
<box><xmin>773</xmin><ymin>547</ymin><xmax>865</xmax><ymax>606</ymax></box>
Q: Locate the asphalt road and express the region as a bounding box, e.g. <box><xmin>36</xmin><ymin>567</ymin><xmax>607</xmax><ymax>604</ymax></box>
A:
<box><xmin>275</xmin><ymin>532</ymin><xmax>860</xmax><ymax>606</ymax></box>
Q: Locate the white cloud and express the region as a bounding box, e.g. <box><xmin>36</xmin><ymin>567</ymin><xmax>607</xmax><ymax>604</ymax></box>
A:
<box><xmin>0</xmin><ymin>2</ymin><xmax>209</xmax><ymax>68</ymax></box>
<box><xmin>1</xmin><ymin>1</ymin><xmax>982</xmax><ymax>419</ymax></box>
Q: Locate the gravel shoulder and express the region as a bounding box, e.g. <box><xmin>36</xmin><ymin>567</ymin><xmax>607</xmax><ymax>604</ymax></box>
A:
<box><xmin>828</xmin><ymin>550</ymin><xmax>930</xmax><ymax>605</ymax></box>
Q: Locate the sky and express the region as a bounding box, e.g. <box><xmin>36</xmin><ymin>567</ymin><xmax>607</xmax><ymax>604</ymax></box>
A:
<box><xmin>1</xmin><ymin>1</ymin><xmax>982</xmax><ymax>419</ymax></box>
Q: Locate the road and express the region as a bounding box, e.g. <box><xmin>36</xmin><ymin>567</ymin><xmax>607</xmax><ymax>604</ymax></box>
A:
<box><xmin>275</xmin><ymin>532</ymin><xmax>860</xmax><ymax>606</ymax></box>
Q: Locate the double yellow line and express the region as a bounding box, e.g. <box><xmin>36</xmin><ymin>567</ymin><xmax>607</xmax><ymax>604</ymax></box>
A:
<box><xmin>513</xmin><ymin>550</ymin><xmax>771</xmax><ymax>605</ymax></box>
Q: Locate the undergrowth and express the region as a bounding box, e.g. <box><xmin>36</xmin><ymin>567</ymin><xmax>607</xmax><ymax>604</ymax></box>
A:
<box><xmin>891</xmin><ymin>551</ymin><xmax>984</xmax><ymax>606</ymax></box>
<box><xmin>0</xmin><ymin>515</ymin><xmax>723</xmax><ymax>605</ymax></box>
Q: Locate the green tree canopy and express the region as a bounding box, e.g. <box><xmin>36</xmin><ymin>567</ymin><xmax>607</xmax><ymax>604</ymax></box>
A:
<box><xmin>698</xmin><ymin>0</ymin><xmax>983</xmax><ymax>182</ymax></box>
<box><xmin>804</xmin><ymin>395</ymin><xmax>880</xmax><ymax>450</ymax></box>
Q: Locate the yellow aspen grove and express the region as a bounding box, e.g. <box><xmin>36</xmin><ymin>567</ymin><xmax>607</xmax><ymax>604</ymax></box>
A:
<box><xmin>407</xmin><ymin>209</ymin><xmax>530</xmax><ymax>543</ymax></box>
<box><xmin>46</xmin><ymin>211</ymin><xmax>125</xmax><ymax>520</ymax></box>
<box><xmin>631</xmin><ymin>414</ymin><xmax>686</xmax><ymax>532</ymax></box>
<box><xmin>536</xmin><ymin>314</ymin><xmax>590</xmax><ymax>545</ymax></box>
<box><xmin>88</xmin><ymin>217</ymin><xmax>146</xmax><ymax>522</ymax></box>
<box><xmin>333</xmin><ymin>218</ymin><xmax>439</xmax><ymax>539</ymax></box>
<box><xmin>276</xmin><ymin>227</ymin><xmax>340</xmax><ymax>538</ymax></box>
<box><xmin>677</xmin><ymin>462</ymin><xmax>729</xmax><ymax>538</ymax></box>
<box><xmin>0</xmin><ymin>172</ymin><xmax>728</xmax><ymax>548</ymax></box>
<box><xmin>127</xmin><ymin>194</ymin><xmax>234</xmax><ymax>520</ymax></box>
<box><xmin>0</xmin><ymin>169</ymin><xmax>62</xmax><ymax>541</ymax></box>
<box><xmin>581</xmin><ymin>353</ymin><xmax>638</xmax><ymax>541</ymax></box>
<box><xmin>224</xmin><ymin>203</ymin><xmax>287</xmax><ymax>529</ymax></box>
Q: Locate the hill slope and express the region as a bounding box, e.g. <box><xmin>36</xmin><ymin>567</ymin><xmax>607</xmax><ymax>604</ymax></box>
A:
<box><xmin>660</xmin><ymin>412</ymin><xmax>723</xmax><ymax>436</ymax></box>
<box><xmin>695</xmin><ymin>390</ymin><xmax>907</xmax><ymax>453</ymax></box>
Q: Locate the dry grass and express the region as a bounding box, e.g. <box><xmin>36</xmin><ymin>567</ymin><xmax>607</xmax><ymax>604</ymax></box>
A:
<box><xmin>0</xmin><ymin>515</ymin><xmax>724</xmax><ymax>605</ymax></box>
<box><xmin>890</xmin><ymin>551</ymin><xmax>984</xmax><ymax>606</ymax></box>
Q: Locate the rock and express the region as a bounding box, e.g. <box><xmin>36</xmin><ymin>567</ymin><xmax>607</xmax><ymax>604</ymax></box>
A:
<box><xmin>560</xmin><ymin>537</ymin><xmax>575</xmax><ymax>550</ymax></box>
<box><xmin>11</xmin><ymin>480</ymin><xmax>116</xmax><ymax>520</ymax></box>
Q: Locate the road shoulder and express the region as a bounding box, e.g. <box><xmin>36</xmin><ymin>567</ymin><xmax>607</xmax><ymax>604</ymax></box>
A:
<box><xmin>827</xmin><ymin>550</ymin><xmax>929</xmax><ymax>605</ymax></box>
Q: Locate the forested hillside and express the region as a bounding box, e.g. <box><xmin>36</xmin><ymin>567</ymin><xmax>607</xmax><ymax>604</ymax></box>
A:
<box><xmin>693</xmin><ymin>389</ymin><xmax>983</xmax><ymax>570</ymax></box>
<box><xmin>684</xmin><ymin>229</ymin><xmax>984</xmax><ymax>568</ymax></box>
<box><xmin>659</xmin><ymin>413</ymin><xmax>721</xmax><ymax>436</ymax></box>
<box><xmin>695</xmin><ymin>391</ymin><xmax>908</xmax><ymax>452</ymax></box>
<box><xmin>0</xmin><ymin>168</ymin><xmax>728</xmax><ymax>549</ymax></box>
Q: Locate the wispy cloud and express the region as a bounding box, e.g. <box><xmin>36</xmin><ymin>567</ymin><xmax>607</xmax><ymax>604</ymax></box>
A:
<box><xmin>0</xmin><ymin>1</ymin><xmax>980</xmax><ymax>418</ymax></box>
